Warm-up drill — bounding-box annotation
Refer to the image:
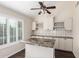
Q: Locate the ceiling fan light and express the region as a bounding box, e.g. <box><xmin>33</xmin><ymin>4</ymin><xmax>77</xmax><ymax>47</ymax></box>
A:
<box><xmin>38</xmin><ymin>11</ymin><xmax>42</xmax><ymax>15</ymax></box>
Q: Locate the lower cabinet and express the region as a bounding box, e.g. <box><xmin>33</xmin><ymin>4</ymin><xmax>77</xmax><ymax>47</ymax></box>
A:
<box><xmin>58</xmin><ymin>38</ymin><xmax>65</xmax><ymax>50</ymax></box>
<box><xmin>64</xmin><ymin>39</ymin><xmax>73</xmax><ymax>51</ymax></box>
<box><xmin>25</xmin><ymin>44</ymin><xmax>55</xmax><ymax>58</ymax></box>
<box><xmin>54</xmin><ymin>38</ymin><xmax>59</xmax><ymax>49</ymax></box>
<box><xmin>54</xmin><ymin>38</ymin><xmax>73</xmax><ymax>51</ymax></box>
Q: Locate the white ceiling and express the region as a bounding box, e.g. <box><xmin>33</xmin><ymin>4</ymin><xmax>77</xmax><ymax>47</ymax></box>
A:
<box><xmin>0</xmin><ymin>1</ymin><xmax>74</xmax><ymax>19</ymax></box>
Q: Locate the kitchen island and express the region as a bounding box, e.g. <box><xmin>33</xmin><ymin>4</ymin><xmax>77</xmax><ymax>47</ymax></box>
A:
<box><xmin>25</xmin><ymin>38</ymin><xmax>55</xmax><ymax>58</ymax></box>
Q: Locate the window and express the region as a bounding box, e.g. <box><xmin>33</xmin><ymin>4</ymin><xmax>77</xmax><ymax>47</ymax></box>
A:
<box><xmin>0</xmin><ymin>17</ymin><xmax>7</xmax><ymax>45</ymax></box>
<box><xmin>0</xmin><ymin>16</ymin><xmax>23</xmax><ymax>45</ymax></box>
<box><xmin>9</xmin><ymin>19</ymin><xmax>17</xmax><ymax>42</ymax></box>
<box><xmin>18</xmin><ymin>21</ymin><xmax>22</xmax><ymax>40</ymax></box>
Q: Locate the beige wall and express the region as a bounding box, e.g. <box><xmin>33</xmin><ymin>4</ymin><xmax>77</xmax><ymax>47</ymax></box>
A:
<box><xmin>0</xmin><ymin>5</ymin><xmax>33</xmax><ymax>58</ymax></box>
<box><xmin>55</xmin><ymin>1</ymin><xmax>74</xmax><ymax>22</ymax></box>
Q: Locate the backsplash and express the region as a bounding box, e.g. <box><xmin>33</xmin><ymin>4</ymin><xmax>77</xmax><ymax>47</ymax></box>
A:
<box><xmin>33</xmin><ymin>28</ymin><xmax>72</xmax><ymax>37</ymax></box>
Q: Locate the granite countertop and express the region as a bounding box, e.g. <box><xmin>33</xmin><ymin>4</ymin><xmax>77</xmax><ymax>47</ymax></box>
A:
<box><xmin>25</xmin><ymin>38</ymin><xmax>55</xmax><ymax>48</ymax></box>
<box><xmin>31</xmin><ymin>35</ymin><xmax>73</xmax><ymax>39</ymax></box>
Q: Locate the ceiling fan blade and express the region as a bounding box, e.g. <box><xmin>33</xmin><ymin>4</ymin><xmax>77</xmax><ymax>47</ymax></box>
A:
<box><xmin>47</xmin><ymin>6</ymin><xmax>56</xmax><ymax>9</ymax></box>
<box><xmin>46</xmin><ymin>10</ymin><xmax>51</xmax><ymax>14</ymax></box>
<box><xmin>31</xmin><ymin>8</ymin><xmax>41</xmax><ymax>10</ymax></box>
<box><xmin>39</xmin><ymin>2</ymin><xmax>44</xmax><ymax>7</ymax></box>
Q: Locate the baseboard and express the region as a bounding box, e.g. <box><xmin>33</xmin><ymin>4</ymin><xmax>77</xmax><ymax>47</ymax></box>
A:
<box><xmin>7</xmin><ymin>48</ymin><xmax>25</xmax><ymax>58</ymax></box>
<box><xmin>55</xmin><ymin>49</ymin><xmax>75</xmax><ymax>58</ymax></box>
<box><xmin>55</xmin><ymin>49</ymin><xmax>72</xmax><ymax>53</ymax></box>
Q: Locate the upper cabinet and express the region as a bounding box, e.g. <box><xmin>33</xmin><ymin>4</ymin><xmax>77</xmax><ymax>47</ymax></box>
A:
<box><xmin>64</xmin><ymin>18</ymin><xmax>73</xmax><ymax>30</ymax></box>
<box><xmin>54</xmin><ymin>16</ymin><xmax>73</xmax><ymax>30</ymax></box>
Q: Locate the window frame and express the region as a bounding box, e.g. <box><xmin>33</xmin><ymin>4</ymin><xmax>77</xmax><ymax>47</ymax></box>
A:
<box><xmin>0</xmin><ymin>16</ymin><xmax>24</xmax><ymax>46</ymax></box>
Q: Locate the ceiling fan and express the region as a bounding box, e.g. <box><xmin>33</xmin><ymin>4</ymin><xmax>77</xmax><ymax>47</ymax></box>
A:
<box><xmin>30</xmin><ymin>2</ymin><xmax>56</xmax><ymax>15</ymax></box>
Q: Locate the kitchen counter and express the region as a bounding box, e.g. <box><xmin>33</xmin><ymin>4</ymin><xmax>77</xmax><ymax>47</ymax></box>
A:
<box><xmin>25</xmin><ymin>38</ymin><xmax>55</xmax><ymax>58</ymax></box>
<box><xmin>31</xmin><ymin>35</ymin><xmax>73</xmax><ymax>39</ymax></box>
<box><xmin>25</xmin><ymin>38</ymin><xmax>55</xmax><ymax>48</ymax></box>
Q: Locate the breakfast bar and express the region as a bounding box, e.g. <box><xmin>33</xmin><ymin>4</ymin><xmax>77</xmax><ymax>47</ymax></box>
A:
<box><xmin>25</xmin><ymin>38</ymin><xmax>55</xmax><ymax>58</ymax></box>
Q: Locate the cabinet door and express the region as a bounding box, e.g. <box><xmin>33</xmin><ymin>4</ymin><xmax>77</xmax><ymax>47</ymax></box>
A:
<box><xmin>54</xmin><ymin>38</ymin><xmax>72</xmax><ymax>51</ymax></box>
<box><xmin>26</xmin><ymin>44</ymin><xmax>54</xmax><ymax>58</ymax></box>
<box><xmin>58</xmin><ymin>38</ymin><xmax>65</xmax><ymax>50</ymax></box>
<box><xmin>54</xmin><ymin>38</ymin><xmax>59</xmax><ymax>49</ymax></box>
<box><xmin>64</xmin><ymin>39</ymin><xmax>72</xmax><ymax>51</ymax></box>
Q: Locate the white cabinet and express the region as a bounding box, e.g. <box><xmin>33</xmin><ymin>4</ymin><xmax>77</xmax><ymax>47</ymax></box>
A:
<box><xmin>54</xmin><ymin>38</ymin><xmax>59</xmax><ymax>49</ymax></box>
<box><xmin>32</xmin><ymin>22</ymin><xmax>36</xmax><ymax>30</ymax></box>
<box><xmin>64</xmin><ymin>39</ymin><xmax>73</xmax><ymax>51</ymax></box>
<box><xmin>64</xmin><ymin>19</ymin><xmax>72</xmax><ymax>30</ymax></box>
<box><xmin>58</xmin><ymin>38</ymin><xmax>65</xmax><ymax>50</ymax></box>
<box><xmin>25</xmin><ymin>44</ymin><xmax>55</xmax><ymax>58</ymax></box>
<box><xmin>54</xmin><ymin>38</ymin><xmax>73</xmax><ymax>51</ymax></box>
